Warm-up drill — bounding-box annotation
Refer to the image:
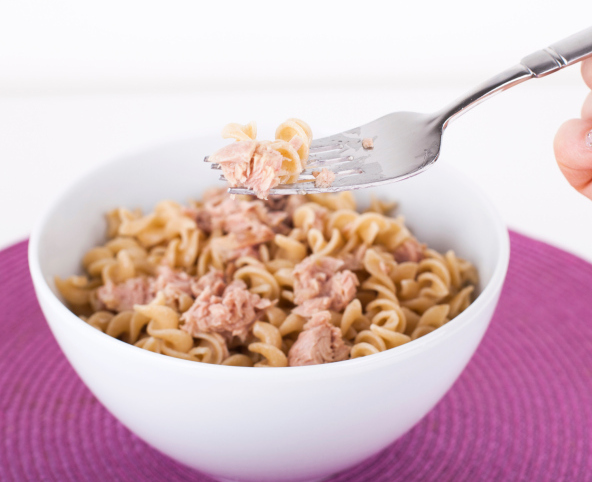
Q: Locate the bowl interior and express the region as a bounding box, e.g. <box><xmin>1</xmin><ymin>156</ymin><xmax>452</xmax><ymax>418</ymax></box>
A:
<box><xmin>35</xmin><ymin>135</ymin><xmax>506</xmax><ymax>330</ymax></box>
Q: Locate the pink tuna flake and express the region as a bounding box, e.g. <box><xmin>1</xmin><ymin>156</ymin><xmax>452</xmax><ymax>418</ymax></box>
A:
<box><xmin>181</xmin><ymin>279</ymin><xmax>272</xmax><ymax>341</ymax></box>
<box><xmin>312</xmin><ymin>168</ymin><xmax>336</xmax><ymax>188</ymax></box>
<box><xmin>209</xmin><ymin>140</ymin><xmax>285</xmax><ymax>199</ymax></box>
<box><xmin>339</xmin><ymin>245</ymin><xmax>367</xmax><ymax>271</ymax></box>
<box><xmin>209</xmin><ymin>140</ymin><xmax>257</xmax><ymax>187</ymax></box>
<box><xmin>226</xmin><ymin>212</ymin><xmax>275</xmax><ymax>248</ymax></box>
<box><xmin>225</xmin><ymin>246</ymin><xmax>261</xmax><ymax>262</ymax></box>
<box><xmin>151</xmin><ymin>266</ymin><xmax>194</xmax><ymax>303</ymax></box>
<box><xmin>288</xmin><ymin>311</ymin><xmax>350</xmax><ymax>366</ymax></box>
<box><xmin>191</xmin><ymin>269</ymin><xmax>226</xmax><ymax>297</ymax></box>
<box><xmin>191</xmin><ymin>194</ymin><xmax>287</xmax><ymax>239</ymax></box>
<box><xmin>96</xmin><ymin>277</ymin><xmax>154</xmax><ymax>312</ymax></box>
<box><xmin>247</xmin><ymin>144</ymin><xmax>283</xmax><ymax>199</ymax></box>
<box><xmin>263</xmin><ymin>195</ymin><xmax>307</xmax><ymax>229</ymax></box>
<box><xmin>291</xmin><ymin>256</ymin><xmax>359</xmax><ymax>317</ymax></box>
<box><xmin>393</xmin><ymin>238</ymin><xmax>425</xmax><ymax>263</ymax></box>
<box><xmin>362</xmin><ymin>138</ymin><xmax>374</xmax><ymax>149</ymax></box>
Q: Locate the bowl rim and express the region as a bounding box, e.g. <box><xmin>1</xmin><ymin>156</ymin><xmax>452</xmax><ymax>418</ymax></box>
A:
<box><xmin>28</xmin><ymin>135</ymin><xmax>510</xmax><ymax>378</ymax></box>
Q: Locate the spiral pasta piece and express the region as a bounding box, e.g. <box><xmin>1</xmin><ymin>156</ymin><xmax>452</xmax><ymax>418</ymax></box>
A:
<box><xmin>130</xmin><ymin>293</ymin><xmax>198</xmax><ymax>360</ymax></box>
<box><xmin>248</xmin><ymin>321</ymin><xmax>288</xmax><ymax>367</ymax></box>
<box><xmin>307</xmin><ymin>192</ymin><xmax>356</xmax><ymax>211</ymax></box>
<box><xmin>327</xmin><ymin>209</ymin><xmax>359</xmax><ymax>233</ymax></box>
<box><xmin>275</xmin><ymin>118</ymin><xmax>312</xmax><ymax>145</ymax></box>
<box><xmin>365</xmin><ymin>195</ymin><xmax>397</xmax><ymax>215</ymax></box>
<box><xmin>222</xmin><ymin>354</ymin><xmax>254</xmax><ymax>367</ymax></box>
<box><xmin>275</xmin><ymin>118</ymin><xmax>312</xmax><ymax>163</ymax></box>
<box><xmin>271</xmin><ymin>139</ymin><xmax>305</xmax><ymax>184</ymax></box>
<box><xmin>111</xmin><ymin>311</ymin><xmax>151</xmax><ymax>343</ymax></box>
<box><xmin>339</xmin><ymin>299</ymin><xmax>370</xmax><ymax>339</ymax></box>
<box><xmin>55</xmin><ymin>275</ymin><xmax>99</xmax><ymax>307</ymax></box>
<box><xmin>410</xmin><ymin>304</ymin><xmax>450</xmax><ymax>340</ymax></box>
<box><xmin>293</xmin><ymin>203</ymin><xmax>329</xmax><ymax>234</ymax></box>
<box><xmin>233</xmin><ymin>263</ymin><xmax>280</xmax><ymax>300</ymax></box>
<box><xmin>222</xmin><ymin>121</ymin><xmax>257</xmax><ymax>141</ymax></box>
<box><xmin>189</xmin><ymin>332</ymin><xmax>229</xmax><ymax>364</ymax></box>
<box><xmin>274</xmin><ymin>234</ymin><xmax>307</xmax><ymax>264</ymax></box>
<box><xmin>277</xmin><ymin>313</ymin><xmax>307</xmax><ymax>337</ymax></box>
<box><xmin>446</xmin><ymin>285</ymin><xmax>475</xmax><ymax>319</ymax></box>
<box><xmin>307</xmin><ymin>228</ymin><xmax>344</xmax><ymax>258</ymax></box>
<box><xmin>351</xmin><ymin>297</ymin><xmax>411</xmax><ymax>358</ymax></box>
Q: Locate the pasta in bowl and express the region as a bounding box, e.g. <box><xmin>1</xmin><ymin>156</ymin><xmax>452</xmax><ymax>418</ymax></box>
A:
<box><xmin>29</xmin><ymin>136</ymin><xmax>509</xmax><ymax>482</ymax></box>
<box><xmin>55</xmin><ymin>188</ymin><xmax>479</xmax><ymax>368</ymax></box>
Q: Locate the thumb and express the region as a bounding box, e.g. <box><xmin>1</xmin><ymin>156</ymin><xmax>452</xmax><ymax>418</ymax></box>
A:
<box><xmin>554</xmin><ymin>118</ymin><xmax>592</xmax><ymax>199</ymax></box>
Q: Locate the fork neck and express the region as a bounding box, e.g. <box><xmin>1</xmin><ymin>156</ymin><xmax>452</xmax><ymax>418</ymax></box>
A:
<box><xmin>435</xmin><ymin>64</ymin><xmax>533</xmax><ymax>130</ymax></box>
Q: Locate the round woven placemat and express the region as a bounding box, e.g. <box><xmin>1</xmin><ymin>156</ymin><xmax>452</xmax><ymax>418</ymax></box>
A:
<box><xmin>1</xmin><ymin>232</ymin><xmax>591</xmax><ymax>481</ymax></box>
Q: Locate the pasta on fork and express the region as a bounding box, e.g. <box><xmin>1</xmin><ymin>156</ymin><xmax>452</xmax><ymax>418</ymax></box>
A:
<box><xmin>208</xmin><ymin>119</ymin><xmax>335</xmax><ymax>199</ymax></box>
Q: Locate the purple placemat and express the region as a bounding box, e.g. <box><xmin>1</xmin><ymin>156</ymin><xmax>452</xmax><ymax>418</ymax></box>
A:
<box><xmin>1</xmin><ymin>232</ymin><xmax>592</xmax><ymax>481</ymax></box>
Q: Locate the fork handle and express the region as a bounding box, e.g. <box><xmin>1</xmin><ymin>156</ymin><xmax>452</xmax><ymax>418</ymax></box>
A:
<box><xmin>521</xmin><ymin>27</ymin><xmax>592</xmax><ymax>77</ymax></box>
<box><xmin>438</xmin><ymin>26</ymin><xmax>592</xmax><ymax>127</ymax></box>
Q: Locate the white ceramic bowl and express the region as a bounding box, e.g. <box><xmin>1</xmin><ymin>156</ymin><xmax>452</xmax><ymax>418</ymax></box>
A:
<box><xmin>29</xmin><ymin>137</ymin><xmax>509</xmax><ymax>482</ymax></box>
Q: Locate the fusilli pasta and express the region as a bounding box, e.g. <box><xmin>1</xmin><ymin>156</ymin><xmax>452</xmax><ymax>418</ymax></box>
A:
<box><xmin>57</xmin><ymin>158</ymin><xmax>478</xmax><ymax>368</ymax></box>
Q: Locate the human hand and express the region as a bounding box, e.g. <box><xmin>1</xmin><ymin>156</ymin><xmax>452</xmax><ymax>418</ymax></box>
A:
<box><xmin>554</xmin><ymin>59</ymin><xmax>592</xmax><ymax>199</ymax></box>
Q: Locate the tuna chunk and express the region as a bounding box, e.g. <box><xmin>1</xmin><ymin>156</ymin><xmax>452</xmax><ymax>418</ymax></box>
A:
<box><xmin>191</xmin><ymin>269</ymin><xmax>226</xmax><ymax>297</ymax></box>
<box><xmin>210</xmin><ymin>229</ymin><xmax>270</xmax><ymax>263</ymax></box>
<box><xmin>209</xmin><ymin>140</ymin><xmax>258</xmax><ymax>188</ymax></box>
<box><xmin>329</xmin><ymin>271</ymin><xmax>359</xmax><ymax>307</ymax></box>
<box><xmin>191</xmin><ymin>194</ymin><xmax>287</xmax><ymax>239</ymax></box>
<box><xmin>362</xmin><ymin>138</ymin><xmax>374</xmax><ymax>149</ymax></box>
<box><xmin>292</xmin><ymin>297</ymin><xmax>331</xmax><ymax>317</ymax></box>
<box><xmin>340</xmin><ymin>245</ymin><xmax>368</xmax><ymax>271</ymax></box>
<box><xmin>393</xmin><ymin>239</ymin><xmax>425</xmax><ymax>263</ymax></box>
<box><xmin>288</xmin><ymin>311</ymin><xmax>350</xmax><ymax>366</ymax></box>
<box><xmin>183</xmin><ymin>189</ymin><xmax>230</xmax><ymax>233</ymax></box>
<box><xmin>181</xmin><ymin>280</ymin><xmax>272</xmax><ymax>341</ymax></box>
<box><xmin>204</xmin><ymin>197</ymin><xmax>288</xmax><ymax>259</ymax></box>
<box><xmin>152</xmin><ymin>266</ymin><xmax>193</xmax><ymax>300</ymax></box>
<box><xmin>247</xmin><ymin>143</ymin><xmax>284</xmax><ymax>199</ymax></box>
<box><xmin>291</xmin><ymin>256</ymin><xmax>359</xmax><ymax>317</ymax></box>
<box><xmin>209</xmin><ymin>240</ymin><xmax>262</xmax><ymax>263</ymax></box>
<box><xmin>293</xmin><ymin>256</ymin><xmax>343</xmax><ymax>304</ymax></box>
<box><xmin>224</xmin><ymin>199</ymin><xmax>286</xmax><ymax>233</ymax></box>
<box><xmin>96</xmin><ymin>277</ymin><xmax>154</xmax><ymax>312</ymax></box>
<box><xmin>312</xmin><ymin>168</ymin><xmax>336</xmax><ymax>188</ymax></box>
<box><xmin>193</xmin><ymin>208</ymin><xmax>215</xmax><ymax>233</ymax></box>
<box><xmin>226</xmin><ymin>211</ymin><xmax>275</xmax><ymax>248</ymax></box>
<box><xmin>226</xmin><ymin>245</ymin><xmax>261</xmax><ymax>262</ymax></box>
<box><xmin>210</xmin><ymin>140</ymin><xmax>284</xmax><ymax>199</ymax></box>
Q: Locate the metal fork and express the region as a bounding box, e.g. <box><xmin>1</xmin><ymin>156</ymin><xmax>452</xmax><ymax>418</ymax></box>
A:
<box><xmin>207</xmin><ymin>27</ymin><xmax>592</xmax><ymax>196</ymax></box>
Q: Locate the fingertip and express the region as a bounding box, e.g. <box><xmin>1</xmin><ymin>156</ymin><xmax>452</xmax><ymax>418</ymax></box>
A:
<box><xmin>554</xmin><ymin>118</ymin><xmax>592</xmax><ymax>197</ymax></box>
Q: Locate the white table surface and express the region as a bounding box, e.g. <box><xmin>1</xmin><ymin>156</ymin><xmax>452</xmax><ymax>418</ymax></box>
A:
<box><xmin>2</xmin><ymin>80</ymin><xmax>591</xmax><ymax>262</ymax></box>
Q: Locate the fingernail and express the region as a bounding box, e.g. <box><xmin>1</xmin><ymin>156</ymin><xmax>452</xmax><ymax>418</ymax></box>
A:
<box><xmin>587</xmin><ymin>130</ymin><xmax>592</xmax><ymax>149</ymax></box>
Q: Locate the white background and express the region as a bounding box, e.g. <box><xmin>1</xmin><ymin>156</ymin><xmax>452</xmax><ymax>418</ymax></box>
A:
<box><xmin>1</xmin><ymin>1</ymin><xmax>591</xmax><ymax>260</ymax></box>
